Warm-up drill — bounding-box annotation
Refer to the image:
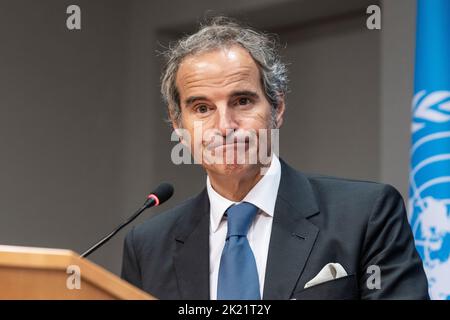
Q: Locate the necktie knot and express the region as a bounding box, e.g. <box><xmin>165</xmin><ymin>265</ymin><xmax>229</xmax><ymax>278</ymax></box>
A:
<box><xmin>225</xmin><ymin>202</ymin><xmax>259</xmax><ymax>238</ymax></box>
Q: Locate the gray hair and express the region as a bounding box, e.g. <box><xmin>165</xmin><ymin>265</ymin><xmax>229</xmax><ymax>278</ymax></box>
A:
<box><xmin>160</xmin><ymin>16</ymin><xmax>288</xmax><ymax>125</ymax></box>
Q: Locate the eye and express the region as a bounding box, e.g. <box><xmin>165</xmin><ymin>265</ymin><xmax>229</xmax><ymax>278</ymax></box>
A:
<box><xmin>237</xmin><ymin>97</ymin><xmax>251</xmax><ymax>106</ymax></box>
<box><xmin>196</xmin><ymin>105</ymin><xmax>209</xmax><ymax>113</ymax></box>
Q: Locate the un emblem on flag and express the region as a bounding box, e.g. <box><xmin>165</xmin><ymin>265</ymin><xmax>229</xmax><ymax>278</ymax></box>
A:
<box><xmin>410</xmin><ymin>90</ymin><xmax>450</xmax><ymax>300</ymax></box>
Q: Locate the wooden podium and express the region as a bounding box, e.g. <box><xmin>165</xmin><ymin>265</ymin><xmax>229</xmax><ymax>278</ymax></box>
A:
<box><xmin>0</xmin><ymin>245</ymin><xmax>155</xmax><ymax>300</ymax></box>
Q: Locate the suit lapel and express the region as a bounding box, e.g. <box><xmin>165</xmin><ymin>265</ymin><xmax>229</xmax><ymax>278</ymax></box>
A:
<box><xmin>173</xmin><ymin>189</ymin><xmax>210</xmax><ymax>299</ymax></box>
<box><xmin>263</xmin><ymin>159</ymin><xmax>320</xmax><ymax>299</ymax></box>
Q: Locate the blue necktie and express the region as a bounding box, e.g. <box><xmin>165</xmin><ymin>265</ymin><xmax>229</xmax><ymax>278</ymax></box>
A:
<box><xmin>217</xmin><ymin>202</ymin><xmax>261</xmax><ymax>300</ymax></box>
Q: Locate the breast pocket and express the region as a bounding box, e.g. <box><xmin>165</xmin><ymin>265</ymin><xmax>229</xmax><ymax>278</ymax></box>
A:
<box><xmin>291</xmin><ymin>274</ymin><xmax>359</xmax><ymax>300</ymax></box>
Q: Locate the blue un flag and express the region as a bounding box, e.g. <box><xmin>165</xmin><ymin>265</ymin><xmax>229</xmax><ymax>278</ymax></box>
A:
<box><xmin>410</xmin><ymin>0</ymin><xmax>450</xmax><ymax>300</ymax></box>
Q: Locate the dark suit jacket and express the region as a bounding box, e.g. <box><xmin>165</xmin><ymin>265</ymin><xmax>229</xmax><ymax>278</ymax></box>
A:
<box><xmin>121</xmin><ymin>159</ymin><xmax>429</xmax><ymax>299</ymax></box>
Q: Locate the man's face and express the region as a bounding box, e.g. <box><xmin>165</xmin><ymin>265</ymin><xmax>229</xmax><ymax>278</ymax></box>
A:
<box><xmin>173</xmin><ymin>45</ymin><xmax>284</xmax><ymax>177</ymax></box>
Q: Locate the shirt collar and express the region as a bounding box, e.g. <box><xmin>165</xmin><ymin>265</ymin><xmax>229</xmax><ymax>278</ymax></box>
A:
<box><xmin>207</xmin><ymin>154</ymin><xmax>282</xmax><ymax>233</ymax></box>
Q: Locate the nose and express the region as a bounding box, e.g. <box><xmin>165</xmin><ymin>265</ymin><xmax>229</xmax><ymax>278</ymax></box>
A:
<box><xmin>216</xmin><ymin>105</ymin><xmax>239</xmax><ymax>136</ymax></box>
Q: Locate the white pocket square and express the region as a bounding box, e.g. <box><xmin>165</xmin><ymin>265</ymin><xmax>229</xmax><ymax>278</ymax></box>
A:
<box><xmin>304</xmin><ymin>263</ymin><xmax>348</xmax><ymax>289</ymax></box>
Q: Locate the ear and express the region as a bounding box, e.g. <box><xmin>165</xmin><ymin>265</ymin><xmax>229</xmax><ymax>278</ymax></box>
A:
<box><xmin>169</xmin><ymin>107</ymin><xmax>179</xmax><ymax>129</ymax></box>
<box><xmin>171</xmin><ymin>118</ymin><xmax>180</xmax><ymax>131</ymax></box>
<box><xmin>169</xmin><ymin>109</ymin><xmax>186</xmax><ymax>143</ymax></box>
<box><xmin>274</xmin><ymin>93</ymin><xmax>286</xmax><ymax>128</ymax></box>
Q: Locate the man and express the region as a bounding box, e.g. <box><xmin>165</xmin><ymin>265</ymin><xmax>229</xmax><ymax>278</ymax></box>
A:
<box><xmin>121</xmin><ymin>17</ymin><xmax>429</xmax><ymax>299</ymax></box>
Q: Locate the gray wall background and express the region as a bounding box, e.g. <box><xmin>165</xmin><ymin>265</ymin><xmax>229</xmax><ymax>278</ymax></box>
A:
<box><xmin>0</xmin><ymin>0</ymin><xmax>415</xmax><ymax>275</ymax></box>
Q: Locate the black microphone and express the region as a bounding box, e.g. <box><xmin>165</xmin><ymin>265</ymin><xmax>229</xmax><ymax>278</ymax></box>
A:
<box><xmin>81</xmin><ymin>182</ymin><xmax>174</xmax><ymax>258</ymax></box>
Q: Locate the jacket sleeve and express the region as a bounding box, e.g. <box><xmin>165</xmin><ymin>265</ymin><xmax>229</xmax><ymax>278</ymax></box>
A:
<box><xmin>121</xmin><ymin>226</ymin><xmax>143</xmax><ymax>289</ymax></box>
<box><xmin>359</xmin><ymin>184</ymin><xmax>429</xmax><ymax>299</ymax></box>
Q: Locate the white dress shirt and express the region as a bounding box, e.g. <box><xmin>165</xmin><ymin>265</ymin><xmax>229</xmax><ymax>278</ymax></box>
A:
<box><xmin>207</xmin><ymin>154</ymin><xmax>282</xmax><ymax>300</ymax></box>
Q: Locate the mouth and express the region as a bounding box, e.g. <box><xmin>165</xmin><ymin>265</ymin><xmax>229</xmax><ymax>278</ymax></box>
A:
<box><xmin>205</xmin><ymin>140</ymin><xmax>250</xmax><ymax>152</ymax></box>
<box><xmin>212</xmin><ymin>141</ymin><xmax>248</xmax><ymax>151</ymax></box>
<box><xmin>203</xmin><ymin>141</ymin><xmax>251</xmax><ymax>165</ymax></box>
<box><xmin>205</xmin><ymin>135</ymin><xmax>252</xmax><ymax>150</ymax></box>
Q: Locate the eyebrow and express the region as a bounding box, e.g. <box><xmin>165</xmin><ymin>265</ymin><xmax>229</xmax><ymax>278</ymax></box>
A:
<box><xmin>185</xmin><ymin>95</ymin><xmax>207</xmax><ymax>106</ymax></box>
<box><xmin>230</xmin><ymin>90</ymin><xmax>260</xmax><ymax>100</ymax></box>
<box><xmin>184</xmin><ymin>90</ymin><xmax>260</xmax><ymax>106</ymax></box>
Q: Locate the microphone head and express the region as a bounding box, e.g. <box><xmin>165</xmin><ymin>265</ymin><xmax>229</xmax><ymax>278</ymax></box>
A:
<box><xmin>149</xmin><ymin>182</ymin><xmax>174</xmax><ymax>206</ymax></box>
